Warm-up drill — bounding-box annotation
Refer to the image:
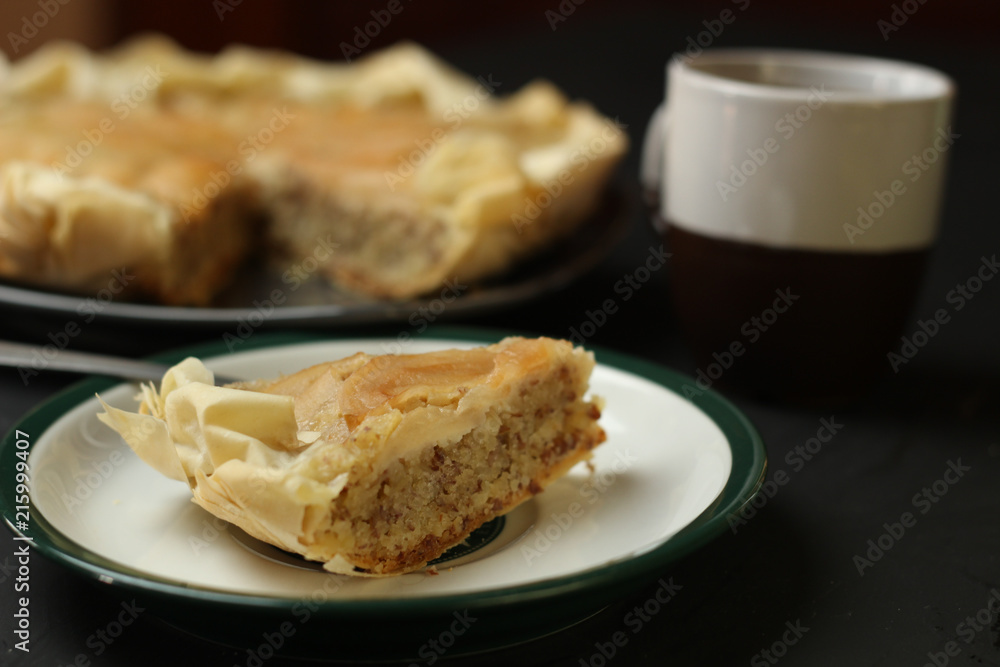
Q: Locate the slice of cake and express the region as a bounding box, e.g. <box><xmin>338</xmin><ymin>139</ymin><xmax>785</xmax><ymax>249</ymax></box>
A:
<box><xmin>97</xmin><ymin>337</ymin><xmax>606</xmax><ymax>575</ymax></box>
<box><xmin>0</xmin><ymin>37</ymin><xmax>627</xmax><ymax>304</ymax></box>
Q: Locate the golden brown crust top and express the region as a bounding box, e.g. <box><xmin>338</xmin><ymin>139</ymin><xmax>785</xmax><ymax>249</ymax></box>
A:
<box><xmin>96</xmin><ymin>337</ymin><xmax>598</xmax><ymax>574</ymax></box>
<box><xmin>243</xmin><ymin>338</ymin><xmax>570</xmax><ymax>434</ymax></box>
<box><xmin>0</xmin><ymin>37</ymin><xmax>627</xmax><ymax>303</ymax></box>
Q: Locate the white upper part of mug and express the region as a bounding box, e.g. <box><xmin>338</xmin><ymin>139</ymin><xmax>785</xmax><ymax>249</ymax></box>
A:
<box><xmin>645</xmin><ymin>49</ymin><xmax>955</xmax><ymax>252</ymax></box>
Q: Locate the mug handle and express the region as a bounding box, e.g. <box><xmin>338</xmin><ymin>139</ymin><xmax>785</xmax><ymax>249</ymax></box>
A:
<box><xmin>640</xmin><ymin>101</ymin><xmax>668</xmax><ymax>230</ymax></box>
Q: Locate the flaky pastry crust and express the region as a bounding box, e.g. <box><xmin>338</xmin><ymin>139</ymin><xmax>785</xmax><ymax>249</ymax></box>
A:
<box><xmin>97</xmin><ymin>337</ymin><xmax>606</xmax><ymax>575</ymax></box>
<box><xmin>0</xmin><ymin>37</ymin><xmax>627</xmax><ymax>304</ymax></box>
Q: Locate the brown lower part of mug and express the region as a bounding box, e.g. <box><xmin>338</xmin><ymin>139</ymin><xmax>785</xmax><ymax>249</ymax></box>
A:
<box><xmin>663</xmin><ymin>223</ymin><xmax>927</xmax><ymax>406</ymax></box>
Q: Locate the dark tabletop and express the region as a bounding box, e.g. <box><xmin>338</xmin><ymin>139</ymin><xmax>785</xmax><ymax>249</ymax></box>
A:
<box><xmin>2</xmin><ymin>2</ymin><xmax>999</xmax><ymax>665</ymax></box>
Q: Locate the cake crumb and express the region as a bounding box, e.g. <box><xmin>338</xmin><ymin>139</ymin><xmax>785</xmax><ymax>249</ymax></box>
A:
<box><xmin>426</xmin><ymin>566</ymin><xmax>439</xmax><ymax>576</ymax></box>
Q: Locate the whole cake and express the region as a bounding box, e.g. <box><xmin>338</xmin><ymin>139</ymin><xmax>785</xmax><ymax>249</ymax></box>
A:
<box><xmin>97</xmin><ymin>337</ymin><xmax>606</xmax><ymax>575</ymax></box>
<box><xmin>0</xmin><ymin>37</ymin><xmax>627</xmax><ymax>304</ymax></box>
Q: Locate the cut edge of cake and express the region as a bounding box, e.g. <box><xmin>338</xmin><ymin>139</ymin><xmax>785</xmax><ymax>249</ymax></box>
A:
<box><xmin>0</xmin><ymin>37</ymin><xmax>628</xmax><ymax>304</ymax></box>
<box><xmin>96</xmin><ymin>337</ymin><xmax>606</xmax><ymax>576</ymax></box>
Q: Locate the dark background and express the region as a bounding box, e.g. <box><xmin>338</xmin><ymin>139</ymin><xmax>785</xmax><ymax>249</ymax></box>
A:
<box><xmin>2</xmin><ymin>1</ymin><xmax>999</xmax><ymax>665</ymax></box>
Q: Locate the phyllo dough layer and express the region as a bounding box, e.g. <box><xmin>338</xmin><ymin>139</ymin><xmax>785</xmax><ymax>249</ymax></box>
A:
<box><xmin>0</xmin><ymin>38</ymin><xmax>627</xmax><ymax>304</ymax></box>
<box><xmin>98</xmin><ymin>337</ymin><xmax>606</xmax><ymax>575</ymax></box>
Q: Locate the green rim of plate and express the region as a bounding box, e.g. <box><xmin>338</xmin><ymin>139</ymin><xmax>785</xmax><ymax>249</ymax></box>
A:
<box><xmin>0</xmin><ymin>325</ymin><xmax>767</xmax><ymax>619</ymax></box>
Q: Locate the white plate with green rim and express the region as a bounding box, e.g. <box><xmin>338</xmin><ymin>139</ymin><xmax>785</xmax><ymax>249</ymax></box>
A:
<box><xmin>0</xmin><ymin>327</ymin><xmax>766</xmax><ymax>660</ymax></box>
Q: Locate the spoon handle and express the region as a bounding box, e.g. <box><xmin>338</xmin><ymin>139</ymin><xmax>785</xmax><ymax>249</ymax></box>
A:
<box><xmin>0</xmin><ymin>340</ymin><xmax>237</xmax><ymax>385</ymax></box>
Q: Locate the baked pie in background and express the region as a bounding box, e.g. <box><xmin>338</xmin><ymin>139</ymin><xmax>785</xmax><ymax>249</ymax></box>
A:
<box><xmin>0</xmin><ymin>37</ymin><xmax>627</xmax><ymax>305</ymax></box>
